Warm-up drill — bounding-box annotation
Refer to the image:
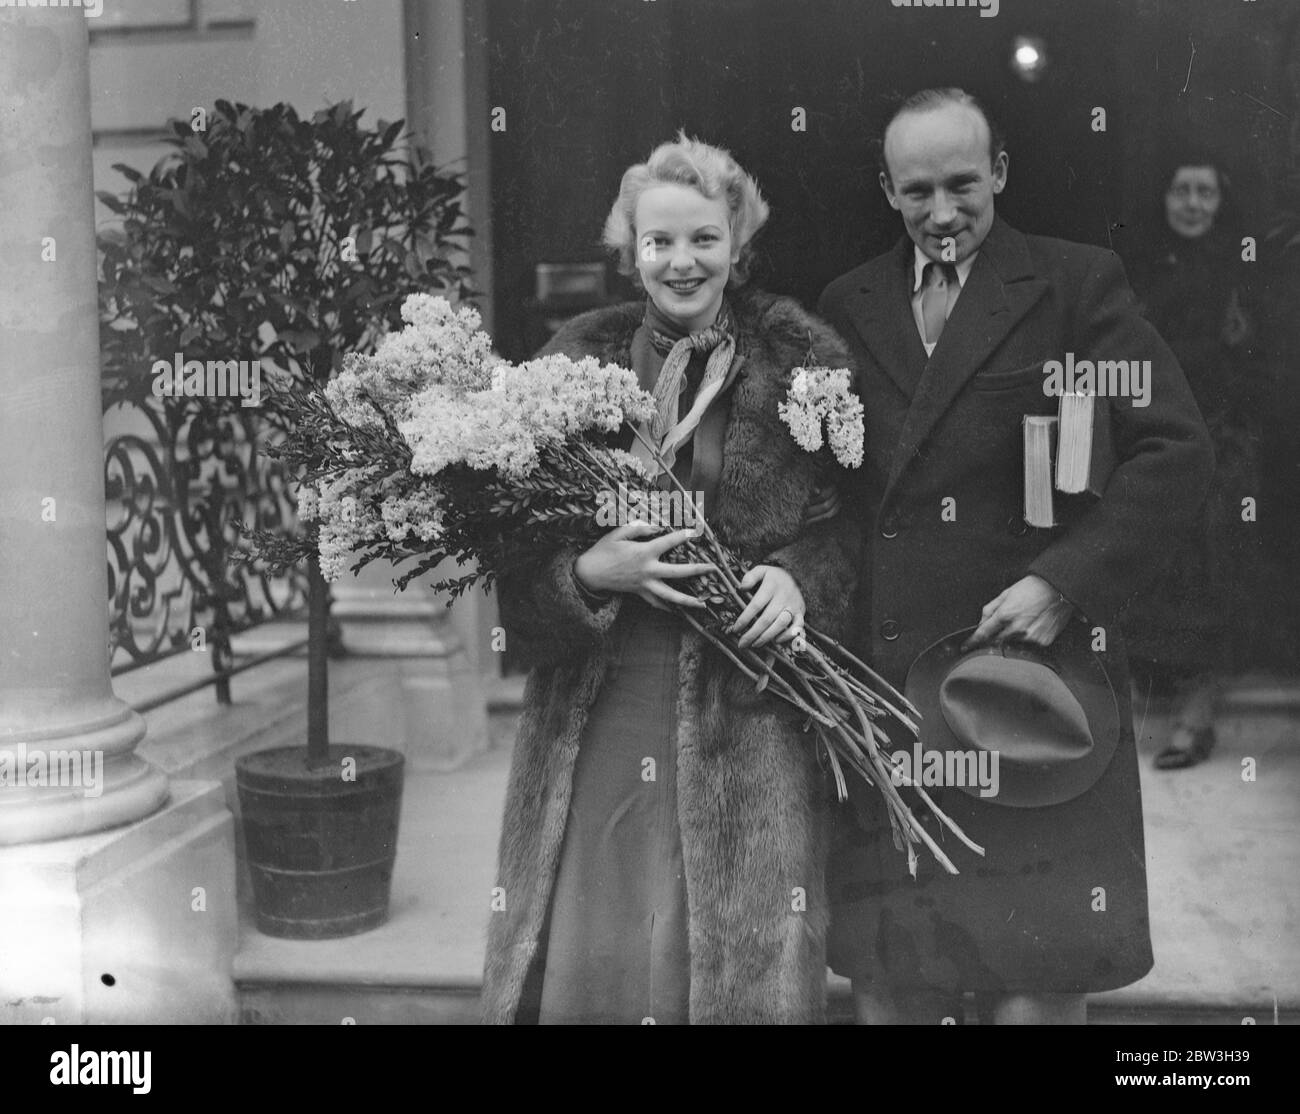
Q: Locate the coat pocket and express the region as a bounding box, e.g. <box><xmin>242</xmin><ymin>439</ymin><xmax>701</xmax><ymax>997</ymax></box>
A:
<box><xmin>970</xmin><ymin>359</ymin><xmax>1052</xmax><ymax>393</ymax></box>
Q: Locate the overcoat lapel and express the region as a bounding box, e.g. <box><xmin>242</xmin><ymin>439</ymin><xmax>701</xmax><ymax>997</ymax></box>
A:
<box><xmin>886</xmin><ymin>218</ymin><xmax>1049</xmax><ymax>490</ymax></box>
<box><xmin>846</xmin><ymin>237</ymin><xmax>928</xmax><ymax>400</ymax></box>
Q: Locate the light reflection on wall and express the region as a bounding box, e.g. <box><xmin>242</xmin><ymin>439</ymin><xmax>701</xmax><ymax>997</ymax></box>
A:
<box><xmin>1012</xmin><ymin>35</ymin><xmax>1049</xmax><ymax>83</ymax></box>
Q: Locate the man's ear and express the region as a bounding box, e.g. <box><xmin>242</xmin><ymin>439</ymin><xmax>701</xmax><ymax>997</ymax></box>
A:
<box><xmin>991</xmin><ymin>151</ymin><xmax>1009</xmax><ymax>196</ymax></box>
<box><xmin>879</xmin><ymin>170</ymin><xmax>900</xmax><ymax>211</ymax></box>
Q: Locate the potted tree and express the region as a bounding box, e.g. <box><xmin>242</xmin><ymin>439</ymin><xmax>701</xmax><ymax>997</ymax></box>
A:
<box><xmin>98</xmin><ymin>99</ymin><xmax>474</xmax><ymax>937</ymax></box>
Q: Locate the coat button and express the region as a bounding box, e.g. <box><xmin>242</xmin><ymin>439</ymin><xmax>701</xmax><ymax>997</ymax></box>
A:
<box><xmin>1007</xmin><ymin>514</ymin><xmax>1029</xmax><ymax>537</ymax></box>
<box><xmin>880</xmin><ymin>619</ymin><xmax>901</xmax><ymax>641</ymax></box>
<box><xmin>880</xmin><ymin>515</ymin><xmax>899</xmax><ymax>539</ymax></box>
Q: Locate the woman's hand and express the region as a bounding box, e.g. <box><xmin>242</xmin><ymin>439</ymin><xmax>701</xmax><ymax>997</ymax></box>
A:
<box><xmin>1221</xmin><ymin>288</ymin><xmax>1252</xmax><ymax>348</ymax></box>
<box><xmin>573</xmin><ymin>520</ymin><xmax>716</xmax><ymax>611</ymax></box>
<box><xmin>729</xmin><ymin>565</ymin><xmax>806</xmax><ymax>649</ymax></box>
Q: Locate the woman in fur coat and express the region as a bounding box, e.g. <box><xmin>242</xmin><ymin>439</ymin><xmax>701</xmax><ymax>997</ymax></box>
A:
<box><xmin>480</xmin><ymin>134</ymin><xmax>862</xmax><ymax>1024</ymax></box>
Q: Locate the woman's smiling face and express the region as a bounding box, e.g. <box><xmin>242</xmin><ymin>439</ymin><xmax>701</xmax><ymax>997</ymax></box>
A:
<box><xmin>1165</xmin><ymin>165</ymin><xmax>1222</xmax><ymax>240</ymax></box>
<box><xmin>634</xmin><ymin>183</ymin><xmax>736</xmax><ymax>332</ymax></box>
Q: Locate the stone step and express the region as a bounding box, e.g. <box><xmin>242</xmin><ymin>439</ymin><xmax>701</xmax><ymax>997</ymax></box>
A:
<box><xmin>237</xmin><ymin>979</ymin><xmax>1298</xmax><ymax>1025</ymax></box>
<box><xmin>233</xmin><ymin>703</ymin><xmax>1300</xmax><ymax>1025</ymax></box>
<box><xmin>239</xmin><ymin>982</ymin><xmax>481</xmax><ymax>1025</ymax></box>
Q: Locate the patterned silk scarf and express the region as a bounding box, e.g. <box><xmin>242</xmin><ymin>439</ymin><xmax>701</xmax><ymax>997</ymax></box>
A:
<box><xmin>630</xmin><ymin>299</ymin><xmax>736</xmax><ymax>479</ymax></box>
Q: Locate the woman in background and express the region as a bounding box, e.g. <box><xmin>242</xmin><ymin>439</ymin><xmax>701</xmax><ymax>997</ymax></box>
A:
<box><xmin>1122</xmin><ymin>145</ymin><xmax>1278</xmax><ymax>769</ymax></box>
<box><xmin>481</xmin><ymin>134</ymin><xmax>861</xmax><ymax>1023</ymax></box>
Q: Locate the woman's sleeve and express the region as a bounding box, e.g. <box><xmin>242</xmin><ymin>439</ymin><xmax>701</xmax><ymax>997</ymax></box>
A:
<box><xmin>763</xmin><ymin>496</ymin><xmax>864</xmax><ymax>644</ymax></box>
<box><xmin>492</xmin><ymin>311</ymin><xmax>625</xmax><ymax>670</ymax></box>
<box><xmin>496</xmin><ymin>546</ymin><xmax>622</xmax><ymax>671</ymax></box>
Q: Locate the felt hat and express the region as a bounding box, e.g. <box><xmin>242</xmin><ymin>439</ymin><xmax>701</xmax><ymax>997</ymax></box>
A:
<box><xmin>903</xmin><ymin>625</ymin><xmax>1121</xmax><ymax>808</ymax></box>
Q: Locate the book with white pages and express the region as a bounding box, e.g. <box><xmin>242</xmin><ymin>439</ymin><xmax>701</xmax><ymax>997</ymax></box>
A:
<box><xmin>1023</xmin><ymin>414</ymin><xmax>1058</xmax><ymax>528</ymax></box>
<box><xmin>1055</xmin><ymin>391</ymin><xmax>1115</xmax><ymax>498</ymax></box>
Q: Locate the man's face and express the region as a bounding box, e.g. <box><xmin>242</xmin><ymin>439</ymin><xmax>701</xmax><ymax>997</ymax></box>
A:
<box><xmin>880</xmin><ymin>103</ymin><xmax>1008</xmax><ymax>264</ymax></box>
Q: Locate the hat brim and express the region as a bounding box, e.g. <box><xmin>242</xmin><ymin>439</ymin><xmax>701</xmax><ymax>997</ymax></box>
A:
<box><xmin>903</xmin><ymin>624</ymin><xmax>1120</xmax><ymax>808</ymax></box>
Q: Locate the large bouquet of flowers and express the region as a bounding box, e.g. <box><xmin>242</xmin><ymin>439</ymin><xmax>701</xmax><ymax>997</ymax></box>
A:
<box><xmin>246</xmin><ymin>294</ymin><xmax>981</xmax><ymax>875</ymax></box>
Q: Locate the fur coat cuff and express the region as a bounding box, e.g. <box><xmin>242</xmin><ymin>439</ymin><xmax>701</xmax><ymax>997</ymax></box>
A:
<box><xmin>497</xmin><ymin>546</ymin><xmax>622</xmax><ymax>670</ymax></box>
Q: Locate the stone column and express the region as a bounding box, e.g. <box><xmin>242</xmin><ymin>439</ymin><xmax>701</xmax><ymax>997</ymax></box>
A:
<box><xmin>0</xmin><ymin>6</ymin><xmax>169</xmax><ymax>844</ymax></box>
<box><xmin>326</xmin><ymin>0</ymin><xmax>496</xmax><ymax>771</ymax></box>
<box><xmin>403</xmin><ymin>0</ymin><xmax>506</xmax><ymax>696</ymax></box>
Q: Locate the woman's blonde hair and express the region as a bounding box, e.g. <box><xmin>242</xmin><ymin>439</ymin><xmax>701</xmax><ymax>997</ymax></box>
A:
<box><xmin>603</xmin><ymin>131</ymin><xmax>770</xmax><ymax>285</ymax></box>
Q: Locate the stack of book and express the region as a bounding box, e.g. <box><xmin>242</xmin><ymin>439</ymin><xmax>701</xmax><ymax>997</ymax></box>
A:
<box><xmin>1023</xmin><ymin>392</ymin><xmax>1115</xmax><ymax>528</ymax></box>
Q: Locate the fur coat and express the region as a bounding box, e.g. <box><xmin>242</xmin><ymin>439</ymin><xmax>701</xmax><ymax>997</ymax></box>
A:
<box><xmin>480</xmin><ymin>287</ymin><xmax>863</xmax><ymax>1023</ymax></box>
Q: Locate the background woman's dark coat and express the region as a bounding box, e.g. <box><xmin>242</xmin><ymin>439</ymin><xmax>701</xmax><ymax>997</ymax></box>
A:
<box><xmin>1121</xmin><ymin>224</ymin><xmax>1287</xmax><ymax>674</ymax></box>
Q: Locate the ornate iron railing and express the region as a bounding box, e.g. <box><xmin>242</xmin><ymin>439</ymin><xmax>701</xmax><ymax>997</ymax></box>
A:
<box><xmin>104</xmin><ymin>395</ymin><xmax>309</xmax><ymax>708</ymax></box>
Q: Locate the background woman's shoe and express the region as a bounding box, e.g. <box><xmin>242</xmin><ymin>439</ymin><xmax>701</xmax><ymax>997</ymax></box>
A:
<box><xmin>1154</xmin><ymin>725</ymin><xmax>1216</xmax><ymax>769</ymax></box>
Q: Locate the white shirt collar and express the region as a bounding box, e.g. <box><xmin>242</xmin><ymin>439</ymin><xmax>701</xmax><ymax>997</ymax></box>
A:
<box><xmin>911</xmin><ymin>244</ymin><xmax>979</xmax><ymax>293</ymax></box>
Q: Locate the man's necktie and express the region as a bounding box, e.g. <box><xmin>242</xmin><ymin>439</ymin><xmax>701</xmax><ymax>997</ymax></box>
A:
<box><xmin>921</xmin><ymin>261</ymin><xmax>959</xmax><ymax>347</ymax></box>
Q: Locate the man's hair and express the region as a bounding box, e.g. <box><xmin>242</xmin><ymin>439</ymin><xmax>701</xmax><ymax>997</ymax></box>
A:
<box><xmin>878</xmin><ymin>88</ymin><xmax>1007</xmax><ymax>182</ymax></box>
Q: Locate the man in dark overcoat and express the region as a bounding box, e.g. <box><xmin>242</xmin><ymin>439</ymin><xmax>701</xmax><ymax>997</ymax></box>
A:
<box><xmin>817</xmin><ymin>88</ymin><xmax>1215</xmax><ymax>1024</ymax></box>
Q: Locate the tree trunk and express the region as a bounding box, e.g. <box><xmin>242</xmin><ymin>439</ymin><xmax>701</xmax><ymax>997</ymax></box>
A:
<box><xmin>306</xmin><ymin>552</ymin><xmax>331</xmax><ymax>764</ymax></box>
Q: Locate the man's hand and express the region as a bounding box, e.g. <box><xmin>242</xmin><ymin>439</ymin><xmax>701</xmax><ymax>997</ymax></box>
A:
<box><xmin>803</xmin><ymin>481</ymin><xmax>842</xmax><ymax>525</ymax></box>
<box><xmin>964</xmin><ymin>574</ymin><xmax>1074</xmax><ymax>650</ymax></box>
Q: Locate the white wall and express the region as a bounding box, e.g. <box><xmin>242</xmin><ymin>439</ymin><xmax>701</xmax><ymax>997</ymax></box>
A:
<box><xmin>91</xmin><ymin>0</ymin><xmax>406</xmax><ymax>211</ymax></box>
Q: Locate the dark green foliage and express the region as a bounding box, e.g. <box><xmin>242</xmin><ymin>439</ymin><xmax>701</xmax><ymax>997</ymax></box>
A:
<box><xmin>98</xmin><ymin>98</ymin><xmax>474</xmax><ymax>411</ymax></box>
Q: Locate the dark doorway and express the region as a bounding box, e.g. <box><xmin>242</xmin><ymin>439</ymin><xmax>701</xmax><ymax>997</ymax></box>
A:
<box><xmin>648</xmin><ymin>0</ymin><xmax>1129</xmax><ymax>303</ymax></box>
<box><xmin>484</xmin><ymin>0</ymin><xmax>1289</xmax><ymax>360</ymax></box>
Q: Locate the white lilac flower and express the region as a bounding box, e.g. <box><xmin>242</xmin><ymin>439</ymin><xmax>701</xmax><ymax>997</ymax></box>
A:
<box><xmin>778</xmin><ymin>365</ymin><xmax>864</xmax><ymax>469</ymax></box>
<box><xmin>604</xmin><ymin>448</ymin><xmax>653</xmax><ymax>482</ymax></box>
<box><xmin>398</xmin><ymin>353</ymin><xmax>653</xmax><ymax>483</ymax></box>
<box><xmin>295</xmin><ymin>482</ymin><xmax>320</xmax><ymax>522</ymax></box>
<box><xmin>489</xmin><ymin>354</ymin><xmax>654</xmax><ymax>437</ymax></box>
<box><xmin>317</xmin><ymin>521</ymin><xmax>356</xmax><ymax>582</ymax></box>
<box><xmin>308</xmin><ymin>468</ymin><xmax>389</xmax><ymax>580</ymax></box>
<box><xmin>312</xmin><ymin>344</ymin><xmax>658</xmax><ymax>573</ymax></box>
<box><xmin>827</xmin><ymin>397</ymin><xmax>865</xmax><ymax>470</ymax></box>
<box><xmin>779</xmin><ymin>398</ymin><xmax>825</xmax><ymax>453</ymax></box>
<box><xmin>326</xmin><ymin>294</ymin><xmax>501</xmax><ymax>431</ymax></box>
<box><xmin>400</xmin><ymin>389</ymin><xmax>541</xmax><ymax>480</ymax></box>
<box><xmin>379</xmin><ymin>488</ymin><xmax>445</xmax><ymax>545</ymax></box>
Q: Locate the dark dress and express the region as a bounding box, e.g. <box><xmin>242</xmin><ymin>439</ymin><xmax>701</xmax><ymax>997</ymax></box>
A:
<box><xmin>535</xmin><ymin>337</ymin><xmax>728</xmax><ymax>1024</ymax></box>
<box><xmin>537</xmin><ymin>598</ymin><xmax>691</xmax><ymax>1024</ymax></box>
